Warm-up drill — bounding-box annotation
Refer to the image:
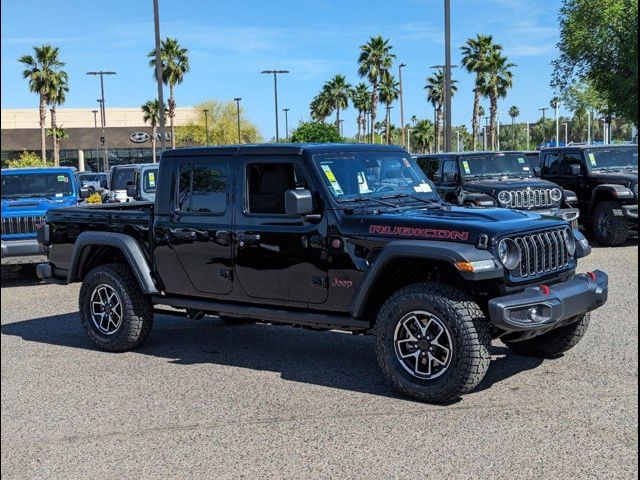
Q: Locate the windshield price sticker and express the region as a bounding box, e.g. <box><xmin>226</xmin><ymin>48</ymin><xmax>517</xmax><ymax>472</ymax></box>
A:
<box><xmin>57</xmin><ymin>175</ymin><xmax>68</xmax><ymax>182</ymax></box>
<box><xmin>517</xmin><ymin>157</ymin><xmax>526</xmax><ymax>163</ymax></box>
<box><xmin>321</xmin><ymin>164</ymin><xmax>344</xmax><ymax>195</ymax></box>
<box><xmin>148</xmin><ymin>172</ymin><xmax>156</xmax><ymax>187</ymax></box>
<box><xmin>414</xmin><ymin>183</ymin><xmax>432</xmax><ymax>193</ymax></box>
<box><xmin>588</xmin><ymin>153</ymin><xmax>597</xmax><ymax>166</ymax></box>
<box><xmin>462</xmin><ymin>161</ymin><xmax>471</xmax><ymax>174</ymax></box>
<box><xmin>402</xmin><ymin>158</ymin><xmax>411</xmax><ymax>168</ymax></box>
<box><xmin>523</xmin><ymin>166</ymin><xmax>530</xmax><ymax>171</ymax></box>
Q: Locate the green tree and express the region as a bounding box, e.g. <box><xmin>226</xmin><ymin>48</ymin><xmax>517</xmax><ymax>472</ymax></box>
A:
<box><xmin>553</xmin><ymin>0</ymin><xmax>638</xmax><ymax>125</ymax></box>
<box><xmin>18</xmin><ymin>44</ymin><xmax>65</xmax><ymax>163</ymax></box>
<box><xmin>310</xmin><ymin>88</ymin><xmax>332</xmax><ymax>122</ymax></box>
<box><xmin>6</xmin><ymin>151</ymin><xmax>53</xmax><ymax>168</ymax></box>
<box><xmin>141</xmin><ymin>100</ymin><xmax>165</xmax><ymax>162</ymax></box>
<box><xmin>379</xmin><ymin>75</ymin><xmax>400</xmax><ymax>144</ymax></box>
<box><xmin>508</xmin><ymin>105</ymin><xmax>520</xmax><ymax>124</ymax></box>
<box><xmin>410</xmin><ymin>119</ymin><xmax>435</xmax><ymax>153</ymax></box>
<box><xmin>461</xmin><ymin>34</ymin><xmax>495</xmax><ymax>151</ymax></box>
<box><xmin>290</xmin><ymin>121</ymin><xmax>343</xmax><ymax>143</ymax></box>
<box><xmin>358</xmin><ymin>36</ymin><xmax>396</xmax><ymax>142</ymax></box>
<box><xmin>425</xmin><ymin>68</ymin><xmax>458</xmax><ymax>152</ymax></box>
<box><xmin>324</xmin><ymin>74</ymin><xmax>351</xmax><ymax>131</ymax></box>
<box><xmin>148</xmin><ymin>38</ymin><xmax>190</xmax><ymax>149</ymax></box>
<box><xmin>46</xmin><ymin>125</ymin><xmax>69</xmax><ymax>162</ymax></box>
<box><xmin>350</xmin><ymin>82</ymin><xmax>371</xmax><ymax>142</ymax></box>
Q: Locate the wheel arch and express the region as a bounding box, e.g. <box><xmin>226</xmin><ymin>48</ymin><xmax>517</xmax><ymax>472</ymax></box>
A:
<box><xmin>589</xmin><ymin>184</ymin><xmax>627</xmax><ymax>214</ymax></box>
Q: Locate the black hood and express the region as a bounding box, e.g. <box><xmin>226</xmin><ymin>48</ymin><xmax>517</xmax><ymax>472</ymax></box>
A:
<box><xmin>462</xmin><ymin>176</ymin><xmax>560</xmax><ymax>194</ymax></box>
<box><xmin>590</xmin><ymin>170</ymin><xmax>638</xmax><ymax>188</ymax></box>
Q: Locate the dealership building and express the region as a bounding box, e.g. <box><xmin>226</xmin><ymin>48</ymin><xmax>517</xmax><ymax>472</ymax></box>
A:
<box><xmin>1</xmin><ymin>107</ymin><xmax>199</xmax><ymax>171</ymax></box>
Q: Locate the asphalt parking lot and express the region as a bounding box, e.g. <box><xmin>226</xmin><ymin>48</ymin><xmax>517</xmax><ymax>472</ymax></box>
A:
<box><xmin>1</xmin><ymin>240</ymin><xmax>638</xmax><ymax>479</ymax></box>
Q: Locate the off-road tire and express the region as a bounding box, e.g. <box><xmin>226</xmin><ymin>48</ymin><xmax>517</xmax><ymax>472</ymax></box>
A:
<box><xmin>592</xmin><ymin>201</ymin><xmax>628</xmax><ymax>246</ymax></box>
<box><xmin>79</xmin><ymin>263</ymin><xmax>153</xmax><ymax>351</ymax></box>
<box><xmin>504</xmin><ymin>313</ymin><xmax>590</xmax><ymax>358</ymax></box>
<box><xmin>375</xmin><ymin>282</ymin><xmax>491</xmax><ymax>403</ymax></box>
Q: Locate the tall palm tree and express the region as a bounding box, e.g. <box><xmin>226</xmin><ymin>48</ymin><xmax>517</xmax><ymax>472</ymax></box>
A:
<box><xmin>483</xmin><ymin>50</ymin><xmax>515</xmax><ymax>149</ymax></box>
<box><xmin>350</xmin><ymin>82</ymin><xmax>371</xmax><ymax>142</ymax></box>
<box><xmin>379</xmin><ymin>75</ymin><xmax>400</xmax><ymax>144</ymax></box>
<box><xmin>358</xmin><ymin>36</ymin><xmax>395</xmax><ymax>142</ymax></box>
<box><xmin>508</xmin><ymin>105</ymin><xmax>520</xmax><ymax>125</ymax></box>
<box><xmin>324</xmin><ymin>74</ymin><xmax>351</xmax><ymax>132</ymax></box>
<box><xmin>411</xmin><ymin>119</ymin><xmax>435</xmax><ymax>153</ymax></box>
<box><xmin>141</xmin><ymin>100</ymin><xmax>164</xmax><ymax>162</ymax></box>
<box><xmin>148</xmin><ymin>38</ymin><xmax>190</xmax><ymax>149</ymax></box>
<box><xmin>48</xmin><ymin>72</ymin><xmax>69</xmax><ymax>166</ymax></box>
<box><xmin>18</xmin><ymin>44</ymin><xmax>65</xmax><ymax>163</ymax></box>
<box><xmin>310</xmin><ymin>88</ymin><xmax>332</xmax><ymax>122</ymax></box>
<box><xmin>460</xmin><ymin>34</ymin><xmax>495</xmax><ymax>151</ymax></box>
<box><xmin>46</xmin><ymin>126</ymin><xmax>69</xmax><ymax>164</ymax></box>
<box><xmin>425</xmin><ymin>68</ymin><xmax>458</xmax><ymax>152</ymax></box>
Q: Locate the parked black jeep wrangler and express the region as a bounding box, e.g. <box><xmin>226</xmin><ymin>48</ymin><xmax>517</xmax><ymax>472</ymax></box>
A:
<box><xmin>37</xmin><ymin>144</ymin><xmax>608</xmax><ymax>403</ymax></box>
<box><xmin>539</xmin><ymin>145</ymin><xmax>638</xmax><ymax>246</ymax></box>
<box><xmin>415</xmin><ymin>151</ymin><xmax>580</xmax><ymax>227</ymax></box>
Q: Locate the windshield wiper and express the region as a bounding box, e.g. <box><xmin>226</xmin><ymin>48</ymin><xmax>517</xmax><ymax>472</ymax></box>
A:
<box><xmin>340</xmin><ymin>195</ymin><xmax>399</xmax><ymax>208</ymax></box>
<box><xmin>380</xmin><ymin>193</ymin><xmax>442</xmax><ymax>205</ymax></box>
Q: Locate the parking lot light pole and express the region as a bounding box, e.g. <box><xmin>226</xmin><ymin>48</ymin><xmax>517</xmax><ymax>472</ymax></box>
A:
<box><xmin>587</xmin><ymin>111</ymin><xmax>592</xmax><ymax>145</ymax></box>
<box><xmin>261</xmin><ymin>70</ymin><xmax>289</xmax><ymax>142</ymax></box>
<box><xmin>444</xmin><ymin>0</ymin><xmax>452</xmax><ymax>152</ymax></box>
<box><xmin>563</xmin><ymin>122</ymin><xmax>568</xmax><ymax>146</ymax></box>
<box><xmin>87</xmin><ymin>71</ymin><xmax>115</xmax><ymax>171</ymax></box>
<box><xmin>282</xmin><ymin>108</ymin><xmax>290</xmax><ymax>141</ymax></box>
<box><xmin>202</xmin><ymin>109</ymin><xmax>209</xmax><ymax>146</ymax></box>
<box><xmin>398</xmin><ymin>63</ymin><xmax>406</xmax><ymax>148</ymax></box>
<box><xmin>526</xmin><ymin>122</ymin><xmax>530</xmax><ymax>150</ymax></box>
<box><xmin>152</xmin><ymin>0</ymin><xmax>166</xmax><ymax>151</ymax></box>
<box><xmin>539</xmin><ymin>107</ymin><xmax>549</xmax><ymax>145</ymax></box>
<box><xmin>234</xmin><ymin>98</ymin><xmax>242</xmax><ymax>144</ymax></box>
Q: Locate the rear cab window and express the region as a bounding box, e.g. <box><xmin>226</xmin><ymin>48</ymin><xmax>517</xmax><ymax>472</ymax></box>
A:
<box><xmin>177</xmin><ymin>161</ymin><xmax>229</xmax><ymax>215</ymax></box>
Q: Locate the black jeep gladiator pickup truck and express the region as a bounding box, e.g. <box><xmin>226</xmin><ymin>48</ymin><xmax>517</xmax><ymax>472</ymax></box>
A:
<box><xmin>539</xmin><ymin>144</ymin><xmax>638</xmax><ymax>246</ymax></box>
<box><xmin>37</xmin><ymin>144</ymin><xmax>609</xmax><ymax>403</ymax></box>
<box><xmin>415</xmin><ymin>151</ymin><xmax>580</xmax><ymax>227</ymax></box>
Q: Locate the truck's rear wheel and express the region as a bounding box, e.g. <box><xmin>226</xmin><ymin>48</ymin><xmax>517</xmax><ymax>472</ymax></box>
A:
<box><xmin>592</xmin><ymin>201</ymin><xmax>628</xmax><ymax>246</ymax></box>
<box><xmin>375</xmin><ymin>282</ymin><xmax>491</xmax><ymax>403</ymax></box>
<box><xmin>79</xmin><ymin>263</ymin><xmax>153</xmax><ymax>351</ymax></box>
<box><xmin>504</xmin><ymin>313</ymin><xmax>590</xmax><ymax>358</ymax></box>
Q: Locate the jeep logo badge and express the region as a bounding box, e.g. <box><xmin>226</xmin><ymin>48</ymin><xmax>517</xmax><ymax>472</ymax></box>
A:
<box><xmin>130</xmin><ymin>132</ymin><xmax>150</xmax><ymax>143</ymax></box>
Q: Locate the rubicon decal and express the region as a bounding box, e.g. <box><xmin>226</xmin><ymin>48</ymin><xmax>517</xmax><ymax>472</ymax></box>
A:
<box><xmin>369</xmin><ymin>224</ymin><xmax>469</xmax><ymax>241</ymax></box>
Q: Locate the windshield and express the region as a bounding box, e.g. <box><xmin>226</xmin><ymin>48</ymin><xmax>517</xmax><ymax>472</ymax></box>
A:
<box><xmin>460</xmin><ymin>153</ymin><xmax>533</xmax><ymax>177</ymax></box>
<box><xmin>1</xmin><ymin>172</ymin><xmax>74</xmax><ymax>199</ymax></box>
<box><xmin>313</xmin><ymin>152</ymin><xmax>438</xmax><ymax>201</ymax></box>
<box><xmin>143</xmin><ymin>169</ymin><xmax>158</xmax><ymax>193</ymax></box>
<box><xmin>78</xmin><ymin>173</ymin><xmax>103</xmax><ymax>182</ymax></box>
<box><xmin>586</xmin><ymin>146</ymin><xmax>638</xmax><ymax>170</ymax></box>
<box><xmin>111</xmin><ymin>168</ymin><xmax>135</xmax><ymax>190</ymax></box>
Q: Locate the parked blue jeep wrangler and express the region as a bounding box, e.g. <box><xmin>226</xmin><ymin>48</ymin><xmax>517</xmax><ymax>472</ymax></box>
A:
<box><xmin>1</xmin><ymin>167</ymin><xmax>83</xmax><ymax>265</ymax></box>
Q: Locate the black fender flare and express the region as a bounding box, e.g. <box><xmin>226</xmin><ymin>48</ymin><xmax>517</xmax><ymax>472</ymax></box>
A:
<box><xmin>349</xmin><ymin>240</ymin><xmax>503</xmax><ymax>318</ymax></box>
<box><xmin>589</xmin><ymin>184</ymin><xmax>634</xmax><ymax>213</ymax></box>
<box><xmin>459</xmin><ymin>191</ymin><xmax>496</xmax><ymax>207</ymax></box>
<box><xmin>67</xmin><ymin>231</ymin><xmax>158</xmax><ymax>294</ymax></box>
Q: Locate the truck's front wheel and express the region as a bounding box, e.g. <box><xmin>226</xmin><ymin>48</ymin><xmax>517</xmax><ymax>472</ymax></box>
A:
<box><xmin>592</xmin><ymin>201</ymin><xmax>628</xmax><ymax>246</ymax></box>
<box><xmin>79</xmin><ymin>263</ymin><xmax>153</xmax><ymax>352</ymax></box>
<box><xmin>375</xmin><ymin>283</ymin><xmax>491</xmax><ymax>403</ymax></box>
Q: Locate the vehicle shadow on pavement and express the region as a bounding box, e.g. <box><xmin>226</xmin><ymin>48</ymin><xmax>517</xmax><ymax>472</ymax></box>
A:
<box><xmin>2</xmin><ymin>312</ymin><xmax>545</xmax><ymax>403</ymax></box>
<box><xmin>0</xmin><ymin>267</ymin><xmax>40</xmax><ymax>288</ymax></box>
<box><xmin>589</xmin><ymin>236</ymin><xmax>638</xmax><ymax>249</ymax></box>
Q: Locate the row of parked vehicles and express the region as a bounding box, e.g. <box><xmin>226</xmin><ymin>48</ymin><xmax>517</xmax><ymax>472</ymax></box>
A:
<box><xmin>1</xmin><ymin>143</ymin><xmax>634</xmax><ymax>402</ymax></box>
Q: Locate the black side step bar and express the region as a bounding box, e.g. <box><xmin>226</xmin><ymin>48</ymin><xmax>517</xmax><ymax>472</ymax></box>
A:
<box><xmin>151</xmin><ymin>295</ymin><xmax>369</xmax><ymax>331</ymax></box>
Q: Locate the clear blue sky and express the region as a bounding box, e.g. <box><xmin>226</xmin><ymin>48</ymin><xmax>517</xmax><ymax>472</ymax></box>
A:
<box><xmin>1</xmin><ymin>0</ymin><xmax>568</xmax><ymax>139</ymax></box>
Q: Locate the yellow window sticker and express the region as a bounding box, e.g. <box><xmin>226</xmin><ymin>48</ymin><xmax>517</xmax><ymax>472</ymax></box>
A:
<box><xmin>57</xmin><ymin>175</ymin><xmax>67</xmax><ymax>182</ymax></box>
<box><xmin>148</xmin><ymin>172</ymin><xmax>156</xmax><ymax>187</ymax></box>
<box><xmin>462</xmin><ymin>161</ymin><xmax>471</xmax><ymax>174</ymax></box>
<box><xmin>321</xmin><ymin>164</ymin><xmax>344</xmax><ymax>195</ymax></box>
<box><xmin>517</xmin><ymin>157</ymin><xmax>526</xmax><ymax>163</ymax></box>
<box><xmin>588</xmin><ymin>153</ymin><xmax>597</xmax><ymax>166</ymax></box>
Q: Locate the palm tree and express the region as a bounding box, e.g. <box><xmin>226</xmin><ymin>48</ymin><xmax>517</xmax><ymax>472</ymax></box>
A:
<box><xmin>310</xmin><ymin>88</ymin><xmax>332</xmax><ymax>122</ymax></box>
<box><xmin>324</xmin><ymin>74</ymin><xmax>351</xmax><ymax>132</ymax></box>
<box><xmin>411</xmin><ymin>119</ymin><xmax>435</xmax><ymax>153</ymax></box>
<box><xmin>46</xmin><ymin>125</ymin><xmax>69</xmax><ymax>164</ymax></box>
<box><xmin>460</xmin><ymin>34</ymin><xmax>495</xmax><ymax>151</ymax></box>
<box><xmin>141</xmin><ymin>100</ymin><xmax>164</xmax><ymax>162</ymax></box>
<box><xmin>48</xmin><ymin>73</ymin><xmax>69</xmax><ymax>166</ymax></box>
<box><xmin>508</xmin><ymin>105</ymin><xmax>520</xmax><ymax>125</ymax></box>
<box><xmin>425</xmin><ymin>68</ymin><xmax>458</xmax><ymax>152</ymax></box>
<box><xmin>482</xmin><ymin>49</ymin><xmax>515</xmax><ymax>149</ymax></box>
<box><xmin>379</xmin><ymin>75</ymin><xmax>400</xmax><ymax>144</ymax></box>
<box><xmin>350</xmin><ymin>82</ymin><xmax>370</xmax><ymax>142</ymax></box>
<box><xmin>358</xmin><ymin>36</ymin><xmax>395</xmax><ymax>142</ymax></box>
<box><xmin>18</xmin><ymin>44</ymin><xmax>66</xmax><ymax>163</ymax></box>
<box><xmin>148</xmin><ymin>38</ymin><xmax>190</xmax><ymax>149</ymax></box>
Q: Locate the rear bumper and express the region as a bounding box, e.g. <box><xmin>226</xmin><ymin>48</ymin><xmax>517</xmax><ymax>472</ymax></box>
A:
<box><xmin>622</xmin><ymin>204</ymin><xmax>638</xmax><ymax>222</ymax></box>
<box><xmin>488</xmin><ymin>270</ymin><xmax>608</xmax><ymax>331</ymax></box>
<box><xmin>1</xmin><ymin>238</ymin><xmax>45</xmax><ymax>265</ymax></box>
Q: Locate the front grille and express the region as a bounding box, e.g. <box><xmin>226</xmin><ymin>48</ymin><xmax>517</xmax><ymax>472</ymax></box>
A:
<box><xmin>512</xmin><ymin>229</ymin><xmax>571</xmax><ymax>278</ymax></box>
<box><xmin>1</xmin><ymin>216</ymin><xmax>45</xmax><ymax>235</ymax></box>
<box><xmin>507</xmin><ymin>189</ymin><xmax>555</xmax><ymax>209</ymax></box>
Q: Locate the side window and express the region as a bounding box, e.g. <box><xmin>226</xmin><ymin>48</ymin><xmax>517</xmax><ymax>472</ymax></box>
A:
<box><xmin>421</xmin><ymin>159</ymin><xmax>441</xmax><ymax>181</ymax></box>
<box><xmin>442</xmin><ymin>159</ymin><xmax>458</xmax><ymax>181</ymax></box>
<box><xmin>177</xmin><ymin>162</ymin><xmax>228</xmax><ymax>214</ymax></box>
<box><xmin>246</xmin><ymin>163</ymin><xmax>305</xmax><ymax>215</ymax></box>
<box><xmin>543</xmin><ymin>153</ymin><xmax>561</xmax><ymax>176</ymax></box>
<box><xmin>561</xmin><ymin>153</ymin><xmax>584</xmax><ymax>176</ymax></box>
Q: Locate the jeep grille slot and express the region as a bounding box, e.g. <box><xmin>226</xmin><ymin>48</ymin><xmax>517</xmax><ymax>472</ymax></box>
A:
<box><xmin>512</xmin><ymin>229</ymin><xmax>570</xmax><ymax>277</ymax></box>
<box><xmin>1</xmin><ymin>216</ymin><xmax>45</xmax><ymax>236</ymax></box>
<box><xmin>508</xmin><ymin>189</ymin><xmax>554</xmax><ymax>209</ymax></box>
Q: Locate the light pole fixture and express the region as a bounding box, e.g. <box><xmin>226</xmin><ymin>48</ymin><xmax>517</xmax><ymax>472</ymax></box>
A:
<box><xmin>526</xmin><ymin>122</ymin><xmax>530</xmax><ymax>150</ymax></box>
<box><xmin>152</xmin><ymin>0</ymin><xmax>166</xmax><ymax>150</ymax></box>
<box><xmin>261</xmin><ymin>69</ymin><xmax>289</xmax><ymax>142</ymax></box>
<box><xmin>430</xmin><ymin>64</ymin><xmax>458</xmax><ymax>152</ymax></box>
<box><xmin>91</xmin><ymin>109</ymin><xmax>99</xmax><ymax>128</ymax></box>
<box><xmin>398</xmin><ymin>63</ymin><xmax>406</xmax><ymax>148</ymax></box>
<box><xmin>282</xmin><ymin>108</ymin><xmax>290</xmax><ymax>141</ymax></box>
<box><xmin>562</xmin><ymin>122</ymin><xmax>568</xmax><ymax>146</ymax></box>
<box><xmin>339</xmin><ymin>118</ymin><xmax>344</xmax><ymax>138</ymax></box>
<box><xmin>234</xmin><ymin>98</ymin><xmax>242</xmax><ymax>144</ymax></box>
<box><xmin>87</xmin><ymin>71</ymin><xmax>115</xmax><ymax>170</ymax></box>
<box><xmin>385</xmin><ymin>105</ymin><xmax>393</xmax><ymax>145</ymax></box>
<box><xmin>203</xmin><ymin>109</ymin><xmax>210</xmax><ymax>146</ymax></box>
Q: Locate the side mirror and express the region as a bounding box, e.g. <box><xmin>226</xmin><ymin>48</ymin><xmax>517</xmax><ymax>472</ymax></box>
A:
<box><xmin>285</xmin><ymin>189</ymin><xmax>314</xmax><ymax>216</ymax></box>
<box><xmin>533</xmin><ymin>167</ymin><xmax>542</xmax><ymax>177</ymax></box>
<box><xmin>79</xmin><ymin>187</ymin><xmax>91</xmax><ymax>199</ymax></box>
<box><xmin>443</xmin><ymin>172</ymin><xmax>458</xmax><ymax>183</ymax></box>
<box><xmin>126</xmin><ymin>184</ymin><xmax>139</xmax><ymax>199</ymax></box>
<box><xmin>568</xmin><ymin>164</ymin><xmax>582</xmax><ymax>176</ymax></box>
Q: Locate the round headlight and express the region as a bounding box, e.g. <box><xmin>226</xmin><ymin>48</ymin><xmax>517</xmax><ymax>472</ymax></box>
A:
<box><xmin>562</xmin><ymin>228</ymin><xmax>576</xmax><ymax>256</ymax></box>
<box><xmin>550</xmin><ymin>188</ymin><xmax>563</xmax><ymax>203</ymax></box>
<box><xmin>497</xmin><ymin>190</ymin><xmax>512</xmax><ymax>205</ymax></box>
<box><xmin>497</xmin><ymin>238</ymin><xmax>521</xmax><ymax>270</ymax></box>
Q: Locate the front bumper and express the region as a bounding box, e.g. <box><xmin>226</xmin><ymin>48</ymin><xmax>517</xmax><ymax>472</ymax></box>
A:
<box><xmin>488</xmin><ymin>270</ymin><xmax>608</xmax><ymax>331</ymax></box>
<box><xmin>622</xmin><ymin>204</ymin><xmax>638</xmax><ymax>222</ymax></box>
<box><xmin>1</xmin><ymin>238</ymin><xmax>46</xmax><ymax>265</ymax></box>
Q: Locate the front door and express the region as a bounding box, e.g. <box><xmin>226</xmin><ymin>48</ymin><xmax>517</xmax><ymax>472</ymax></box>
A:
<box><xmin>559</xmin><ymin>151</ymin><xmax>590</xmax><ymax>212</ymax></box>
<box><xmin>232</xmin><ymin>156</ymin><xmax>329</xmax><ymax>305</ymax></box>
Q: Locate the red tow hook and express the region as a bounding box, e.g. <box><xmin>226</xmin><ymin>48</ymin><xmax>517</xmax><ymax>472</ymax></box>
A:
<box><xmin>539</xmin><ymin>285</ymin><xmax>550</xmax><ymax>295</ymax></box>
<box><xmin>587</xmin><ymin>271</ymin><xmax>597</xmax><ymax>281</ymax></box>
